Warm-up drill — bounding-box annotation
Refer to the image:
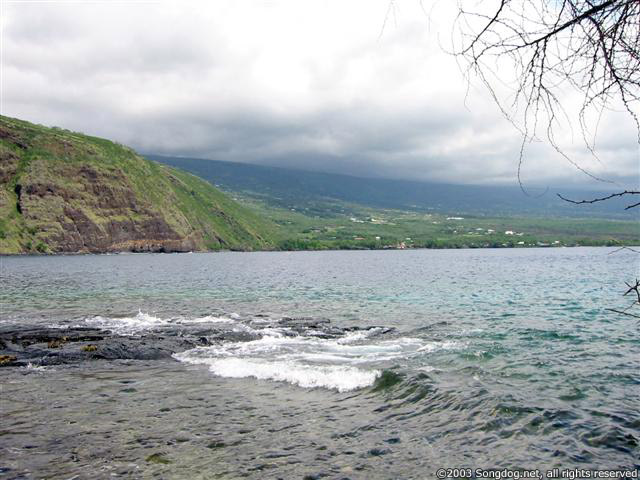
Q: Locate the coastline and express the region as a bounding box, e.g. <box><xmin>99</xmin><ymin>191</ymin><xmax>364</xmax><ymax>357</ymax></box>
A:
<box><xmin>1</xmin><ymin>242</ymin><xmax>638</xmax><ymax>256</ymax></box>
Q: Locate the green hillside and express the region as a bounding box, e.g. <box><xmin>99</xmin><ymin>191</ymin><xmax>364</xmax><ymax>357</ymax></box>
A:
<box><xmin>0</xmin><ymin>116</ymin><xmax>275</xmax><ymax>253</ymax></box>
<box><xmin>148</xmin><ymin>155</ymin><xmax>639</xmax><ymax>250</ymax></box>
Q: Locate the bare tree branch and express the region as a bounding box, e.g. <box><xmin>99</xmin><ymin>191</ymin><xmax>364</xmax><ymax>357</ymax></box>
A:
<box><xmin>556</xmin><ymin>190</ymin><xmax>640</xmax><ymax>209</ymax></box>
<box><xmin>605</xmin><ymin>308</ymin><xmax>640</xmax><ymax>319</ymax></box>
<box><xmin>623</xmin><ymin>278</ymin><xmax>640</xmax><ymax>304</ymax></box>
<box><xmin>608</xmin><ymin>246</ymin><xmax>640</xmax><ymax>255</ymax></box>
<box><xmin>445</xmin><ymin>1</ymin><xmax>639</xmax><ymax>321</ymax></box>
<box><xmin>452</xmin><ymin>0</ymin><xmax>640</xmax><ymax>183</ymax></box>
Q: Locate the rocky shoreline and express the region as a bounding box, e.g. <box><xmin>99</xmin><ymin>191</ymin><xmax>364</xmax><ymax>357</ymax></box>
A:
<box><xmin>0</xmin><ymin>319</ymin><xmax>393</xmax><ymax>368</ymax></box>
<box><xmin>0</xmin><ymin>326</ymin><xmax>186</xmax><ymax>367</ymax></box>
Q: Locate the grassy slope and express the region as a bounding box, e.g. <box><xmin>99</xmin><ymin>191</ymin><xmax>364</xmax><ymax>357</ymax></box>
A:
<box><xmin>238</xmin><ymin>194</ymin><xmax>640</xmax><ymax>250</ymax></box>
<box><xmin>0</xmin><ymin>116</ymin><xmax>275</xmax><ymax>253</ymax></box>
<box><xmin>150</xmin><ymin>154</ymin><xmax>639</xmax><ymax>250</ymax></box>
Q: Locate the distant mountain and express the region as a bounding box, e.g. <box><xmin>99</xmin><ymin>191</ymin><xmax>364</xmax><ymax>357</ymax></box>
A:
<box><xmin>0</xmin><ymin>117</ymin><xmax>275</xmax><ymax>254</ymax></box>
<box><xmin>149</xmin><ymin>155</ymin><xmax>637</xmax><ymax>219</ymax></box>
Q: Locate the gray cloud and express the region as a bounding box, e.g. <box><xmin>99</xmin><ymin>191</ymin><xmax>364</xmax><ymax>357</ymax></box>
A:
<box><xmin>2</xmin><ymin>0</ymin><xmax>637</xmax><ymax>188</ymax></box>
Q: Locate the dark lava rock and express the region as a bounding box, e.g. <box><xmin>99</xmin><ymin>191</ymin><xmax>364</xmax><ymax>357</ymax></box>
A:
<box><xmin>279</xmin><ymin>316</ymin><xmax>331</xmax><ymax>327</ymax></box>
<box><xmin>0</xmin><ymin>317</ymin><xmax>395</xmax><ymax>368</ymax></box>
<box><xmin>0</xmin><ymin>326</ymin><xmax>195</xmax><ymax>367</ymax></box>
<box><xmin>365</xmin><ymin>448</ymin><xmax>392</xmax><ymax>457</ymax></box>
<box><xmin>208</xmin><ymin>331</ymin><xmax>261</xmax><ymax>343</ymax></box>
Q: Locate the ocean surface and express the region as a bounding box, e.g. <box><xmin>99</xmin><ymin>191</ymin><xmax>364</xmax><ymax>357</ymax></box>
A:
<box><xmin>1</xmin><ymin>247</ymin><xmax>639</xmax><ymax>479</ymax></box>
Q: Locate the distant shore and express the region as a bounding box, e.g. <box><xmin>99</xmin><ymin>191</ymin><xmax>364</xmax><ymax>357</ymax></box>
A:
<box><xmin>1</xmin><ymin>242</ymin><xmax>638</xmax><ymax>256</ymax></box>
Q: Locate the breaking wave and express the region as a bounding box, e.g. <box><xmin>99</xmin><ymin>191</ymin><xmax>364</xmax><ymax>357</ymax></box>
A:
<box><xmin>176</xmin><ymin>356</ymin><xmax>379</xmax><ymax>392</ymax></box>
<box><xmin>83</xmin><ymin>309</ymin><xmax>464</xmax><ymax>392</ymax></box>
<box><xmin>83</xmin><ymin>310</ymin><xmax>237</xmax><ymax>335</ymax></box>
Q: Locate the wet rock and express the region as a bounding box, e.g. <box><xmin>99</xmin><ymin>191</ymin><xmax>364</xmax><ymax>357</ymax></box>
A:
<box><xmin>365</xmin><ymin>448</ymin><xmax>391</xmax><ymax>457</ymax></box>
<box><xmin>0</xmin><ymin>326</ymin><xmax>184</xmax><ymax>366</ymax></box>
<box><xmin>0</xmin><ymin>354</ymin><xmax>18</xmax><ymax>366</ymax></box>
<box><xmin>47</xmin><ymin>338</ymin><xmax>67</xmax><ymax>348</ymax></box>
<box><xmin>89</xmin><ymin>341</ymin><xmax>174</xmax><ymax>362</ymax></box>
<box><xmin>0</xmin><ymin>317</ymin><xmax>396</xmax><ymax>368</ymax></box>
<box><xmin>145</xmin><ymin>453</ymin><xmax>171</xmax><ymax>464</ymax></box>
<box><xmin>344</xmin><ymin>326</ymin><xmax>395</xmax><ymax>335</ymax></box>
<box><xmin>278</xmin><ymin>317</ymin><xmax>338</xmax><ymax>337</ymax></box>
<box><xmin>208</xmin><ymin>331</ymin><xmax>262</xmax><ymax>343</ymax></box>
<box><xmin>303</xmin><ymin>474</ymin><xmax>330</xmax><ymax>480</ymax></box>
<box><xmin>0</xmin><ymin>327</ymin><xmax>104</xmax><ymax>348</ymax></box>
<box><xmin>207</xmin><ymin>441</ymin><xmax>226</xmax><ymax>449</ymax></box>
<box><xmin>279</xmin><ymin>316</ymin><xmax>331</xmax><ymax>327</ymax></box>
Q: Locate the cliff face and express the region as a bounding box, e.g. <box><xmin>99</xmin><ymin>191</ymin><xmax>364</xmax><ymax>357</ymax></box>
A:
<box><xmin>0</xmin><ymin>116</ymin><xmax>275</xmax><ymax>253</ymax></box>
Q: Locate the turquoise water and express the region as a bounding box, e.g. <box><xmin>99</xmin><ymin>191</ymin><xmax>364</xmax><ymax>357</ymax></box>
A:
<box><xmin>1</xmin><ymin>247</ymin><xmax>639</xmax><ymax>478</ymax></box>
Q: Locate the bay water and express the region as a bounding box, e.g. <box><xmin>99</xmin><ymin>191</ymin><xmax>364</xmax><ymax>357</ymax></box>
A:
<box><xmin>1</xmin><ymin>247</ymin><xmax>638</xmax><ymax>478</ymax></box>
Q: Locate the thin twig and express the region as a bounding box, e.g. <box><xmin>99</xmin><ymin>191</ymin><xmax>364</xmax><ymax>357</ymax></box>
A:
<box><xmin>557</xmin><ymin>190</ymin><xmax>640</xmax><ymax>209</ymax></box>
<box><xmin>606</xmin><ymin>308</ymin><xmax>640</xmax><ymax>319</ymax></box>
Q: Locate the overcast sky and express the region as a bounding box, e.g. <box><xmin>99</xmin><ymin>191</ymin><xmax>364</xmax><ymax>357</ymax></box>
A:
<box><xmin>1</xmin><ymin>0</ymin><xmax>638</xmax><ymax>187</ymax></box>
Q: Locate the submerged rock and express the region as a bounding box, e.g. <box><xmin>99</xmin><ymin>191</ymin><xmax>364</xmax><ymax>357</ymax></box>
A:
<box><xmin>145</xmin><ymin>453</ymin><xmax>172</xmax><ymax>464</ymax></box>
<box><xmin>0</xmin><ymin>354</ymin><xmax>18</xmax><ymax>366</ymax></box>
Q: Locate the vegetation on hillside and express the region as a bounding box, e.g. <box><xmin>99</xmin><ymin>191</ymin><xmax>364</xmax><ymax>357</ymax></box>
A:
<box><xmin>0</xmin><ymin>115</ymin><xmax>635</xmax><ymax>255</ymax></box>
<box><xmin>0</xmin><ymin>116</ymin><xmax>275</xmax><ymax>254</ymax></box>
<box><xmin>242</xmin><ymin>197</ymin><xmax>640</xmax><ymax>251</ymax></box>
<box><xmin>150</xmin><ymin>155</ymin><xmax>639</xmax><ymax>251</ymax></box>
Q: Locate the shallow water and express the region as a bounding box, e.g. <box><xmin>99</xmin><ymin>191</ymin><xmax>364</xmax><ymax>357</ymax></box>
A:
<box><xmin>1</xmin><ymin>247</ymin><xmax>639</xmax><ymax>478</ymax></box>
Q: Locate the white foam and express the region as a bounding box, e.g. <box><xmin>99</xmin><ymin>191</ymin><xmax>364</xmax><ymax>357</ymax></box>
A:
<box><xmin>175</xmin><ymin>355</ymin><xmax>380</xmax><ymax>392</ymax></box>
<box><xmin>85</xmin><ymin>310</ymin><xmax>170</xmax><ymax>335</ymax></box>
<box><xmin>249</xmin><ymin>316</ymin><xmax>271</xmax><ymax>323</ymax></box>
<box><xmin>417</xmin><ymin>340</ymin><xmax>461</xmax><ymax>353</ymax></box>
<box><xmin>84</xmin><ymin>310</ymin><xmax>240</xmax><ymax>333</ymax></box>
<box><xmin>179</xmin><ymin>315</ymin><xmax>235</xmax><ymax>324</ymax></box>
<box><xmin>84</xmin><ymin>310</ymin><xmax>463</xmax><ymax>391</ymax></box>
<box><xmin>179</xmin><ymin>334</ymin><xmax>455</xmax><ymax>365</ymax></box>
<box><xmin>25</xmin><ymin>362</ymin><xmax>53</xmax><ymax>372</ymax></box>
<box><xmin>172</xmin><ymin>331</ymin><xmax>456</xmax><ymax>391</ymax></box>
<box><xmin>335</xmin><ymin>328</ymin><xmax>381</xmax><ymax>344</ymax></box>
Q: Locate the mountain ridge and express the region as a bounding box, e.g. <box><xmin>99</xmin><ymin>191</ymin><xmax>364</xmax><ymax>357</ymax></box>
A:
<box><xmin>148</xmin><ymin>154</ymin><xmax>637</xmax><ymax>219</ymax></box>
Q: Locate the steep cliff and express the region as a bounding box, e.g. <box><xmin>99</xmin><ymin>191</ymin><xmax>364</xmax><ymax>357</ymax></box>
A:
<box><xmin>0</xmin><ymin>116</ymin><xmax>275</xmax><ymax>253</ymax></box>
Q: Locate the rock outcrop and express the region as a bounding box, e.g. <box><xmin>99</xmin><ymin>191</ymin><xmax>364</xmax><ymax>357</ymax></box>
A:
<box><xmin>0</xmin><ymin>116</ymin><xmax>275</xmax><ymax>253</ymax></box>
